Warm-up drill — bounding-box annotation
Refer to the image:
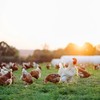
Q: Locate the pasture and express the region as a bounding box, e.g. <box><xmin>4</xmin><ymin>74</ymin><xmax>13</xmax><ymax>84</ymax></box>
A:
<box><xmin>0</xmin><ymin>63</ymin><xmax>100</xmax><ymax>100</ymax></box>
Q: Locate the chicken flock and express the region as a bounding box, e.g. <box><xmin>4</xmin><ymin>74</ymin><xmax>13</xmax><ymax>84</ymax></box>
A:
<box><xmin>0</xmin><ymin>58</ymin><xmax>99</xmax><ymax>86</ymax></box>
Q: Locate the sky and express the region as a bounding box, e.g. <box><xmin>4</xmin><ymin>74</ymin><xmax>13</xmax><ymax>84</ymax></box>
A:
<box><xmin>0</xmin><ymin>0</ymin><xmax>100</xmax><ymax>50</ymax></box>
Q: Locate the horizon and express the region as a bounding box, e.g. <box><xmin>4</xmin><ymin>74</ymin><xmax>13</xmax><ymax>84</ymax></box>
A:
<box><xmin>6</xmin><ymin>41</ymin><xmax>100</xmax><ymax>50</ymax></box>
<box><xmin>0</xmin><ymin>0</ymin><xmax>100</xmax><ymax>50</ymax></box>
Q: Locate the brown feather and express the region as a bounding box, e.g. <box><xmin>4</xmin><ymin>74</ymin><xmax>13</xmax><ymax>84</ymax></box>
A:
<box><xmin>44</xmin><ymin>74</ymin><xmax>60</xmax><ymax>84</ymax></box>
<box><xmin>78</xmin><ymin>68</ymin><xmax>91</xmax><ymax>78</ymax></box>
<box><xmin>30</xmin><ymin>71</ymin><xmax>39</xmax><ymax>79</ymax></box>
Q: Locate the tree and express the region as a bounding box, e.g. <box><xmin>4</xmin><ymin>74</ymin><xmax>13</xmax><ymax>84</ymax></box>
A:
<box><xmin>95</xmin><ymin>45</ymin><xmax>100</xmax><ymax>55</ymax></box>
<box><xmin>0</xmin><ymin>41</ymin><xmax>19</xmax><ymax>62</ymax></box>
<box><xmin>53</xmin><ymin>48</ymin><xmax>65</xmax><ymax>58</ymax></box>
<box><xmin>82</xmin><ymin>42</ymin><xmax>96</xmax><ymax>55</ymax></box>
<box><xmin>31</xmin><ymin>49</ymin><xmax>53</xmax><ymax>63</ymax></box>
<box><xmin>64</xmin><ymin>43</ymin><xmax>78</xmax><ymax>55</ymax></box>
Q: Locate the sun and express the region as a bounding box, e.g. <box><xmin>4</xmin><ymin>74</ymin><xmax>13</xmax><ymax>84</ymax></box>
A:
<box><xmin>74</xmin><ymin>41</ymin><xmax>84</xmax><ymax>48</ymax></box>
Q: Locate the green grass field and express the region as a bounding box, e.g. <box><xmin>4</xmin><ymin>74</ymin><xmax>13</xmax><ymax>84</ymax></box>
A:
<box><xmin>0</xmin><ymin>63</ymin><xmax>100</xmax><ymax>100</ymax></box>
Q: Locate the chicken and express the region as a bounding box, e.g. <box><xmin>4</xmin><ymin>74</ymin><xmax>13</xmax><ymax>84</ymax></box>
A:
<box><xmin>21</xmin><ymin>68</ymin><xmax>33</xmax><ymax>85</ymax></box>
<box><xmin>55</xmin><ymin>64</ymin><xmax>60</xmax><ymax>69</ymax></box>
<box><xmin>33</xmin><ymin>62</ymin><xmax>41</xmax><ymax>69</ymax></box>
<box><xmin>0</xmin><ymin>67</ymin><xmax>9</xmax><ymax>76</ymax></box>
<box><xmin>46</xmin><ymin>63</ymin><xmax>51</xmax><ymax>69</ymax></box>
<box><xmin>1</xmin><ymin>62</ymin><xmax>7</xmax><ymax>68</ymax></box>
<box><xmin>0</xmin><ymin>69</ymin><xmax>13</xmax><ymax>85</ymax></box>
<box><xmin>30</xmin><ymin>64</ymin><xmax>41</xmax><ymax>79</ymax></box>
<box><xmin>78</xmin><ymin>67</ymin><xmax>91</xmax><ymax>78</ymax></box>
<box><xmin>58</xmin><ymin>58</ymin><xmax>78</xmax><ymax>83</ymax></box>
<box><xmin>93</xmin><ymin>64</ymin><xmax>100</xmax><ymax>70</ymax></box>
<box><xmin>44</xmin><ymin>74</ymin><xmax>60</xmax><ymax>84</ymax></box>
<box><xmin>10</xmin><ymin>63</ymin><xmax>18</xmax><ymax>71</ymax></box>
<box><xmin>63</xmin><ymin>63</ymin><xmax>68</xmax><ymax>68</ymax></box>
<box><xmin>22</xmin><ymin>62</ymin><xmax>33</xmax><ymax>69</ymax></box>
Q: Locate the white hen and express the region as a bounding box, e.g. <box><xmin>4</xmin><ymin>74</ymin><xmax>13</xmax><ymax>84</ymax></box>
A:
<box><xmin>59</xmin><ymin>58</ymin><xmax>78</xmax><ymax>83</ymax></box>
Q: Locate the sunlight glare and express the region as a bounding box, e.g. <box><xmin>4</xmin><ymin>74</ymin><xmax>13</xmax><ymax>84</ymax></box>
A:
<box><xmin>73</xmin><ymin>40</ymin><xmax>84</xmax><ymax>48</ymax></box>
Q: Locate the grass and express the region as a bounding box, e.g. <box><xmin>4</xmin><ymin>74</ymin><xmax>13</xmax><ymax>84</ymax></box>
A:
<box><xmin>0</xmin><ymin>63</ymin><xmax>100</xmax><ymax>100</ymax></box>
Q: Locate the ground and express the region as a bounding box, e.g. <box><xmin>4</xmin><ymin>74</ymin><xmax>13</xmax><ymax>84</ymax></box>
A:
<box><xmin>0</xmin><ymin>63</ymin><xmax>100</xmax><ymax>100</ymax></box>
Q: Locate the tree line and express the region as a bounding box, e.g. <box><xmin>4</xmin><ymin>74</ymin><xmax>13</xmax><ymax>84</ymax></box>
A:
<box><xmin>26</xmin><ymin>42</ymin><xmax>100</xmax><ymax>63</ymax></box>
<box><xmin>0</xmin><ymin>41</ymin><xmax>100</xmax><ymax>63</ymax></box>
